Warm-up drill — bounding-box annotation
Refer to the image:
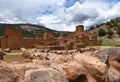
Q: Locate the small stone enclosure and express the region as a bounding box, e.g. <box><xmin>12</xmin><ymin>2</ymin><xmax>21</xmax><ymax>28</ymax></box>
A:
<box><xmin>0</xmin><ymin>25</ymin><xmax>101</xmax><ymax>50</ymax></box>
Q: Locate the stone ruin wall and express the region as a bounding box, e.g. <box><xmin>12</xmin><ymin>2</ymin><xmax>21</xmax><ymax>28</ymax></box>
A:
<box><xmin>1</xmin><ymin>28</ymin><xmax>35</xmax><ymax>49</ymax></box>
<box><xmin>0</xmin><ymin>28</ymin><xmax>23</xmax><ymax>49</ymax></box>
<box><xmin>0</xmin><ymin>27</ymin><xmax>58</xmax><ymax>50</ymax></box>
<box><xmin>43</xmin><ymin>31</ymin><xmax>54</xmax><ymax>39</ymax></box>
<box><xmin>76</xmin><ymin>25</ymin><xmax>84</xmax><ymax>33</ymax></box>
<box><xmin>0</xmin><ymin>25</ymin><xmax>101</xmax><ymax>50</ymax></box>
<box><xmin>37</xmin><ymin>25</ymin><xmax>101</xmax><ymax>50</ymax></box>
<box><xmin>36</xmin><ymin>35</ymin><xmax>43</xmax><ymax>39</ymax></box>
<box><xmin>76</xmin><ymin>25</ymin><xmax>101</xmax><ymax>46</ymax></box>
<box><xmin>0</xmin><ymin>38</ymin><xmax>3</xmax><ymax>48</ymax></box>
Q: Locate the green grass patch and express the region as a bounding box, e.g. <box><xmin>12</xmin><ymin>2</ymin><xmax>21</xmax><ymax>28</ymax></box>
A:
<box><xmin>102</xmin><ymin>39</ymin><xmax>119</xmax><ymax>46</ymax></box>
<box><xmin>87</xmin><ymin>46</ymin><xmax>101</xmax><ymax>48</ymax></box>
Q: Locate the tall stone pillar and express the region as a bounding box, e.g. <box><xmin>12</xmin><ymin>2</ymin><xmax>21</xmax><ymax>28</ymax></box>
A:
<box><xmin>76</xmin><ymin>25</ymin><xmax>84</xmax><ymax>34</ymax></box>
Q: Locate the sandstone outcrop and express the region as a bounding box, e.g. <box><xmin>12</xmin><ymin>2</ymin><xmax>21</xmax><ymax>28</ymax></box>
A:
<box><xmin>24</xmin><ymin>68</ymin><xmax>68</xmax><ymax>82</ymax></box>
<box><xmin>0</xmin><ymin>62</ymin><xmax>19</xmax><ymax>82</ymax></box>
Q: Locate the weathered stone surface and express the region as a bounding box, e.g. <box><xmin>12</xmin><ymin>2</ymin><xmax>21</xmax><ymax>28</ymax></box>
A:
<box><xmin>94</xmin><ymin>47</ymin><xmax>120</xmax><ymax>62</ymax></box>
<box><xmin>1</xmin><ymin>47</ymin><xmax>120</xmax><ymax>82</ymax></box>
<box><xmin>21</xmin><ymin>48</ymin><xmax>120</xmax><ymax>82</ymax></box>
<box><xmin>24</xmin><ymin>68</ymin><xmax>68</xmax><ymax>82</ymax></box>
<box><xmin>73</xmin><ymin>53</ymin><xmax>120</xmax><ymax>82</ymax></box>
<box><xmin>0</xmin><ymin>65</ymin><xmax>18</xmax><ymax>82</ymax></box>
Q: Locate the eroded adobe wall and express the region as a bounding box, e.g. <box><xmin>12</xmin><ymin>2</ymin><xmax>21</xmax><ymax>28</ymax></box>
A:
<box><xmin>73</xmin><ymin>43</ymin><xmax>85</xmax><ymax>49</ymax></box>
<box><xmin>21</xmin><ymin>38</ymin><xmax>57</xmax><ymax>49</ymax></box>
<box><xmin>89</xmin><ymin>40</ymin><xmax>102</xmax><ymax>46</ymax></box>
<box><xmin>1</xmin><ymin>31</ymin><xmax>57</xmax><ymax>50</ymax></box>
<box><xmin>38</xmin><ymin>39</ymin><xmax>57</xmax><ymax>45</ymax></box>
<box><xmin>0</xmin><ymin>27</ymin><xmax>37</xmax><ymax>50</ymax></box>
<box><xmin>0</xmin><ymin>37</ymin><xmax>4</xmax><ymax>48</ymax></box>
<box><xmin>1</xmin><ymin>38</ymin><xmax>7</xmax><ymax>49</ymax></box>
<box><xmin>97</xmin><ymin>40</ymin><xmax>102</xmax><ymax>45</ymax></box>
<box><xmin>5</xmin><ymin>27</ymin><xmax>22</xmax><ymax>37</ymax></box>
<box><xmin>21</xmin><ymin>39</ymin><xmax>38</xmax><ymax>48</ymax></box>
<box><xmin>44</xmin><ymin>31</ymin><xmax>54</xmax><ymax>39</ymax></box>
<box><xmin>36</xmin><ymin>35</ymin><xmax>43</xmax><ymax>39</ymax></box>
<box><xmin>89</xmin><ymin>35</ymin><xmax>97</xmax><ymax>40</ymax></box>
<box><xmin>8</xmin><ymin>35</ymin><xmax>22</xmax><ymax>50</ymax></box>
<box><xmin>0</xmin><ymin>38</ymin><xmax>3</xmax><ymax>44</ymax></box>
<box><xmin>58</xmin><ymin>34</ymin><xmax>67</xmax><ymax>40</ymax></box>
<box><xmin>58</xmin><ymin>39</ymin><xmax>67</xmax><ymax>46</ymax></box>
<box><xmin>1</xmin><ymin>25</ymin><xmax>101</xmax><ymax>50</ymax></box>
<box><xmin>2</xmin><ymin>28</ymin><xmax>23</xmax><ymax>49</ymax></box>
<box><xmin>0</xmin><ymin>38</ymin><xmax>3</xmax><ymax>41</ymax></box>
<box><xmin>80</xmin><ymin>36</ymin><xmax>90</xmax><ymax>46</ymax></box>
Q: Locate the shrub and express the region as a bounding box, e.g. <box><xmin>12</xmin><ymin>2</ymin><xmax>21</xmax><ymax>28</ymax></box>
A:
<box><xmin>98</xmin><ymin>28</ymin><xmax>106</xmax><ymax>36</ymax></box>
<box><xmin>117</xmin><ymin>26</ymin><xmax>120</xmax><ymax>37</ymax></box>
<box><xmin>88</xmin><ymin>26</ymin><xmax>94</xmax><ymax>30</ymax></box>
<box><xmin>107</xmin><ymin>29</ymin><xmax>113</xmax><ymax>35</ymax></box>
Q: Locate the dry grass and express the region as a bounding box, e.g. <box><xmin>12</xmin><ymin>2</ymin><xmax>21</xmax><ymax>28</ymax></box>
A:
<box><xmin>3</xmin><ymin>48</ymin><xmax>35</xmax><ymax>62</ymax></box>
<box><xmin>4</xmin><ymin>55</ymin><xmax>23</xmax><ymax>62</ymax></box>
<box><xmin>4</xmin><ymin>50</ymin><xmax>23</xmax><ymax>62</ymax></box>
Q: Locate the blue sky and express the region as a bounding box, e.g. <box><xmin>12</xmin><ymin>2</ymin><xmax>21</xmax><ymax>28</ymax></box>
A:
<box><xmin>0</xmin><ymin>0</ymin><xmax>120</xmax><ymax>31</ymax></box>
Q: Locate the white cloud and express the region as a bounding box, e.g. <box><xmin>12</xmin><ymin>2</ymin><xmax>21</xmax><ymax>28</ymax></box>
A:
<box><xmin>65</xmin><ymin>0</ymin><xmax>120</xmax><ymax>29</ymax></box>
<box><xmin>0</xmin><ymin>0</ymin><xmax>120</xmax><ymax>31</ymax></box>
<box><xmin>0</xmin><ymin>0</ymin><xmax>65</xmax><ymax>24</ymax></box>
<box><xmin>36</xmin><ymin>15</ymin><xmax>61</xmax><ymax>24</ymax></box>
<box><xmin>0</xmin><ymin>10</ymin><xmax>24</xmax><ymax>23</ymax></box>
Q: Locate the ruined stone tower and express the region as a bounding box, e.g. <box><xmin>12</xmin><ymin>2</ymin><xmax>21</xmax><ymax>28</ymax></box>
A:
<box><xmin>76</xmin><ymin>25</ymin><xmax>84</xmax><ymax>33</ymax></box>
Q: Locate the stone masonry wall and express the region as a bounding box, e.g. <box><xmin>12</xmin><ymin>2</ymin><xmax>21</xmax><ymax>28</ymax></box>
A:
<box><xmin>76</xmin><ymin>25</ymin><xmax>84</xmax><ymax>34</ymax></box>
<box><xmin>43</xmin><ymin>31</ymin><xmax>54</xmax><ymax>39</ymax></box>
<box><xmin>0</xmin><ymin>25</ymin><xmax>101</xmax><ymax>50</ymax></box>
<box><xmin>0</xmin><ymin>27</ymin><xmax>57</xmax><ymax>50</ymax></box>
<box><xmin>0</xmin><ymin>38</ymin><xmax>3</xmax><ymax>48</ymax></box>
<box><xmin>0</xmin><ymin>28</ymin><xmax>35</xmax><ymax>49</ymax></box>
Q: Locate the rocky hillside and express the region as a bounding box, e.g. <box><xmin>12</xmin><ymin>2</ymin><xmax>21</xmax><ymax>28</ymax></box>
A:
<box><xmin>88</xmin><ymin>17</ymin><xmax>120</xmax><ymax>38</ymax></box>
<box><xmin>0</xmin><ymin>23</ymin><xmax>69</xmax><ymax>38</ymax></box>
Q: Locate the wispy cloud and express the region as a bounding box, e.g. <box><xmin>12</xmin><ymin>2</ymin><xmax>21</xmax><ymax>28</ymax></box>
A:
<box><xmin>0</xmin><ymin>0</ymin><xmax>120</xmax><ymax>31</ymax></box>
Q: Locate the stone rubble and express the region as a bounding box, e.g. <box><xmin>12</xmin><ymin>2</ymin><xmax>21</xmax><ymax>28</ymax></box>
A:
<box><xmin>0</xmin><ymin>47</ymin><xmax>120</xmax><ymax>82</ymax></box>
